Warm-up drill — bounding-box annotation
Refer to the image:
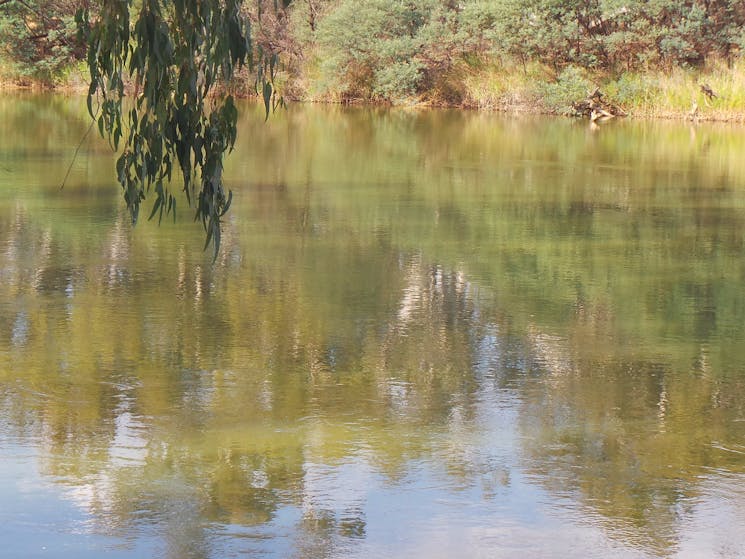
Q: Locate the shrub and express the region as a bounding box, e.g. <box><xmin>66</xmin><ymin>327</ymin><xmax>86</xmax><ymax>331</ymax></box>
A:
<box><xmin>538</xmin><ymin>65</ymin><xmax>594</xmax><ymax>114</ymax></box>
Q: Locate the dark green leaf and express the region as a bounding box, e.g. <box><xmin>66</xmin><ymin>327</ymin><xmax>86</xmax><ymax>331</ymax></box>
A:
<box><xmin>263</xmin><ymin>81</ymin><xmax>272</xmax><ymax>120</ymax></box>
<box><xmin>148</xmin><ymin>195</ymin><xmax>162</xmax><ymax>221</ymax></box>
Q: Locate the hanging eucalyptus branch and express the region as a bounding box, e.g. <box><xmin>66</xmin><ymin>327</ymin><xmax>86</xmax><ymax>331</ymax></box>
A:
<box><xmin>77</xmin><ymin>0</ymin><xmax>284</xmax><ymax>257</ymax></box>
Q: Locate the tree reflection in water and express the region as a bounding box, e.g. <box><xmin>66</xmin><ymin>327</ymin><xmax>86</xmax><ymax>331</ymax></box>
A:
<box><xmin>1</xmin><ymin>97</ymin><xmax>745</xmax><ymax>558</ymax></box>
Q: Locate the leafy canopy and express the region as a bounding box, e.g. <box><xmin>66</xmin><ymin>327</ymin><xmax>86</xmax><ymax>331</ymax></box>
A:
<box><xmin>77</xmin><ymin>0</ymin><xmax>285</xmax><ymax>257</ymax></box>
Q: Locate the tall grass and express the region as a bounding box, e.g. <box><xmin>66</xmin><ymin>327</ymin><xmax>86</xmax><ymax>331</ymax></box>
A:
<box><xmin>459</xmin><ymin>57</ymin><xmax>745</xmax><ymax>122</ymax></box>
<box><xmin>0</xmin><ymin>55</ymin><xmax>89</xmax><ymax>91</ymax></box>
<box><xmin>604</xmin><ymin>59</ymin><xmax>745</xmax><ymax>121</ymax></box>
<box><xmin>461</xmin><ymin>61</ymin><xmax>546</xmax><ymax>111</ymax></box>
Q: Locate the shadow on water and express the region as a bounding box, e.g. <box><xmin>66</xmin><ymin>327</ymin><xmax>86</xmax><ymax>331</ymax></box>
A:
<box><xmin>1</xmin><ymin>96</ymin><xmax>745</xmax><ymax>558</ymax></box>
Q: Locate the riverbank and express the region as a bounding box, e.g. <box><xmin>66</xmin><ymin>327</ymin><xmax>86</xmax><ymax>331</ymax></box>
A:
<box><xmin>3</xmin><ymin>58</ymin><xmax>745</xmax><ymax>124</ymax></box>
<box><xmin>283</xmin><ymin>52</ymin><xmax>745</xmax><ymax>123</ymax></box>
<box><xmin>455</xmin><ymin>59</ymin><xmax>745</xmax><ymax>123</ymax></box>
<box><xmin>0</xmin><ymin>60</ymin><xmax>89</xmax><ymax>93</ymax></box>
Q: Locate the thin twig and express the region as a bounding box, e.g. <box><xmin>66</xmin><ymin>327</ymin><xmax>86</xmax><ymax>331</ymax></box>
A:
<box><xmin>60</xmin><ymin>113</ymin><xmax>97</xmax><ymax>190</ymax></box>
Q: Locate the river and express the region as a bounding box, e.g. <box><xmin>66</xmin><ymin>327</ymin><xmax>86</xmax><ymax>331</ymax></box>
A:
<box><xmin>1</xmin><ymin>94</ymin><xmax>744</xmax><ymax>558</ymax></box>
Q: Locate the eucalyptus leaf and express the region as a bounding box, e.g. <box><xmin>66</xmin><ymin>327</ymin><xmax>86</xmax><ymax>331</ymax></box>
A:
<box><xmin>79</xmin><ymin>0</ymin><xmax>289</xmax><ymax>257</ymax></box>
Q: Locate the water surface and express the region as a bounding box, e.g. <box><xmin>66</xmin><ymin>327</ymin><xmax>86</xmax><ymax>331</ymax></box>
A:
<box><xmin>1</xmin><ymin>95</ymin><xmax>745</xmax><ymax>558</ymax></box>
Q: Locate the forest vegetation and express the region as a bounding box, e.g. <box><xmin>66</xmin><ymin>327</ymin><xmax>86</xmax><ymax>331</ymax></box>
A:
<box><xmin>1</xmin><ymin>0</ymin><xmax>745</xmax><ymax>120</ymax></box>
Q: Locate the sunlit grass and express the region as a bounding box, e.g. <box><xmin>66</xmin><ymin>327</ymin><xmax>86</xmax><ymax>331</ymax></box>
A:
<box><xmin>603</xmin><ymin>59</ymin><xmax>745</xmax><ymax>121</ymax></box>
<box><xmin>461</xmin><ymin>60</ymin><xmax>547</xmax><ymax>111</ymax></box>
<box><xmin>454</xmin><ymin>56</ymin><xmax>745</xmax><ymax>122</ymax></box>
<box><xmin>0</xmin><ymin>55</ymin><xmax>88</xmax><ymax>90</ymax></box>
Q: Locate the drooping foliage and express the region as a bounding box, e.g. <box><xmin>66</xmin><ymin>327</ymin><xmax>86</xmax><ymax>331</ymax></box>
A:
<box><xmin>77</xmin><ymin>0</ymin><xmax>286</xmax><ymax>257</ymax></box>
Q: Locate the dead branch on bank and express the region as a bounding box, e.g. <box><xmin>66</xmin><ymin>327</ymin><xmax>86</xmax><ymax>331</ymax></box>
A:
<box><xmin>571</xmin><ymin>88</ymin><xmax>627</xmax><ymax>121</ymax></box>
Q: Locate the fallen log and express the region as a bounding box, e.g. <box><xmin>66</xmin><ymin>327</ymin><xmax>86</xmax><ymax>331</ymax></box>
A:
<box><xmin>590</xmin><ymin>108</ymin><xmax>614</xmax><ymax>122</ymax></box>
<box><xmin>571</xmin><ymin>88</ymin><xmax>626</xmax><ymax>119</ymax></box>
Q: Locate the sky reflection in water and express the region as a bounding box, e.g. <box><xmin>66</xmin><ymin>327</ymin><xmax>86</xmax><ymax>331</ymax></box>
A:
<box><xmin>1</xmin><ymin>95</ymin><xmax>745</xmax><ymax>558</ymax></box>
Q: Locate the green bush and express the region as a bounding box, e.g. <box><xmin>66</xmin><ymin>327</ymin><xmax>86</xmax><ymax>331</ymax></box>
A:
<box><xmin>538</xmin><ymin>66</ymin><xmax>594</xmax><ymax>114</ymax></box>
<box><xmin>305</xmin><ymin>0</ymin><xmax>497</xmax><ymax>103</ymax></box>
<box><xmin>605</xmin><ymin>73</ymin><xmax>656</xmax><ymax>107</ymax></box>
<box><xmin>373</xmin><ymin>60</ymin><xmax>424</xmax><ymax>101</ymax></box>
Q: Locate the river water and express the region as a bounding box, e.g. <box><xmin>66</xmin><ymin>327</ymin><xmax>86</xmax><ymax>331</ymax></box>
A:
<box><xmin>1</xmin><ymin>95</ymin><xmax>745</xmax><ymax>558</ymax></box>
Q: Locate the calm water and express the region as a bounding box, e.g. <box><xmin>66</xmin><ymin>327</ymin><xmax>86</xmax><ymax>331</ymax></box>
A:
<box><xmin>1</xmin><ymin>94</ymin><xmax>745</xmax><ymax>558</ymax></box>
